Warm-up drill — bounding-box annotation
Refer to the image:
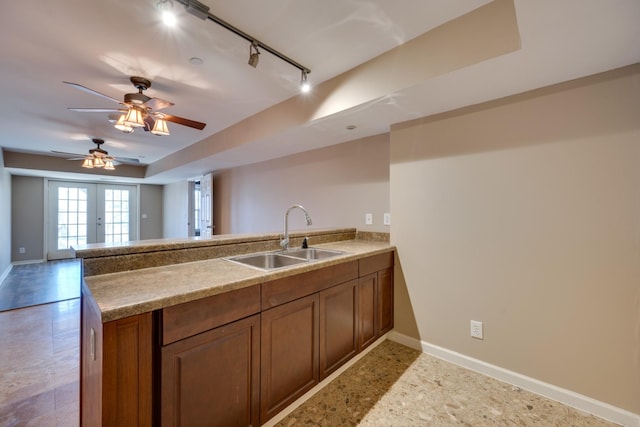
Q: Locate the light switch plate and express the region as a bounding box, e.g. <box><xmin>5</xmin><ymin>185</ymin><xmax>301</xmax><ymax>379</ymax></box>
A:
<box><xmin>383</xmin><ymin>213</ymin><xmax>391</xmax><ymax>226</ymax></box>
<box><xmin>365</xmin><ymin>213</ymin><xmax>373</xmax><ymax>225</ymax></box>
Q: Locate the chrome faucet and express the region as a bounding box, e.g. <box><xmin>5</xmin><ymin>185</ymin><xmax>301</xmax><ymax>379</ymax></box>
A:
<box><xmin>281</xmin><ymin>205</ymin><xmax>312</xmax><ymax>251</ymax></box>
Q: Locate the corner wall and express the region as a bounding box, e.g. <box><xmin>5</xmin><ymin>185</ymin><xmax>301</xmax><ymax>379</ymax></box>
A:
<box><xmin>0</xmin><ymin>151</ymin><xmax>11</xmax><ymax>279</ymax></box>
<box><xmin>213</xmin><ymin>134</ymin><xmax>390</xmax><ymax>235</ymax></box>
<box><xmin>162</xmin><ymin>180</ymin><xmax>189</xmax><ymax>238</ymax></box>
<box><xmin>390</xmin><ymin>65</ymin><xmax>640</xmax><ymax>414</ymax></box>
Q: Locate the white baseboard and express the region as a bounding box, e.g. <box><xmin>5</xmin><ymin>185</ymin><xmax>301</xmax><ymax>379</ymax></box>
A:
<box><xmin>0</xmin><ymin>264</ymin><xmax>12</xmax><ymax>286</ymax></box>
<box><xmin>11</xmin><ymin>259</ymin><xmax>46</xmax><ymax>266</ymax></box>
<box><xmin>388</xmin><ymin>331</ymin><xmax>639</xmax><ymax>427</ymax></box>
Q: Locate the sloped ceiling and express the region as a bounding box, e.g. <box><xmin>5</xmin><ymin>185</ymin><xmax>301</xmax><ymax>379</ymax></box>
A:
<box><xmin>1</xmin><ymin>0</ymin><xmax>638</xmax><ymax>183</ymax></box>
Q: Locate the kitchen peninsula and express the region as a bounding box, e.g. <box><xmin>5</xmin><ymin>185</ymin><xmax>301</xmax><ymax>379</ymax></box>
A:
<box><xmin>76</xmin><ymin>228</ymin><xmax>395</xmax><ymax>426</ymax></box>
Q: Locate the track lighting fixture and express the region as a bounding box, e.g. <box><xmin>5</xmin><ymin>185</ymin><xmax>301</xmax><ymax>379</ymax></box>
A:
<box><xmin>157</xmin><ymin>0</ymin><xmax>177</xmax><ymax>26</ymax></box>
<box><xmin>168</xmin><ymin>0</ymin><xmax>311</xmax><ymax>91</ymax></box>
<box><xmin>300</xmin><ymin>70</ymin><xmax>311</xmax><ymax>93</ymax></box>
<box><xmin>248</xmin><ymin>42</ymin><xmax>260</xmax><ymax>68</ymax></box>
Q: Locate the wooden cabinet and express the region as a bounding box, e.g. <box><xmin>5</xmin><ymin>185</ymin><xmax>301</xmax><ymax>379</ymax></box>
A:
<box><xmin>80</xmin><ymin>283</ymin><xmax>154</xmax><ymax>427</ymax></box>
<box><xmin>319</xmin><ymin>279</ymin><xmax>358</xmax><ymax>379</ymax></box>
<box><xmin>358</xmin><ymin>252</ymin><xmax>394</xmax><ymax>351</ymax></box>
<box><xmin>160</xmin><ymin>285</ymin><xmax>261</xmax><ymax>427</ymax></box>
<box><xmin>260</xmin><ymin>294</ymin><xmax>320</xmax><ymax>424</ymax></box>
<box><xmin>161</xmin><ymin>314</ymin><xmax>260</xmax><ymax>427</ymax></box>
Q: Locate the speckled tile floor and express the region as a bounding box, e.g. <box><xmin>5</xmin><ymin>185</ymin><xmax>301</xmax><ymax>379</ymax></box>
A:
<box><xmin>277</xmin><ymin>340</ymin><xmax>618</xmax><ymax>427</ymax></box>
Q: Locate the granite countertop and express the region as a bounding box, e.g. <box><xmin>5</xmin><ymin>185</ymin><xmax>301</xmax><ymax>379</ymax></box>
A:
<box><xmin>84</xmin><ymin>240</ymin><xmax>394</xmax><ymax>323</ymax></box>
<box><xmin>74</xmin><ymin>228</ymin><xmax>356</xmax><ymax>258</ymax></box>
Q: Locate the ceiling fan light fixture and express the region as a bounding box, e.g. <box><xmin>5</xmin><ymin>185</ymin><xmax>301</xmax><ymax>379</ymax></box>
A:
<box><xmin>103</xmin><ymin>156</ymin><xmax>115</xmax><ymax>170</ymax></box>
<box><xmin>92</xmin><ymin>155</ymin><xmax>105</xmax><ymax>168</ymax></box>
<box><xmin>114</xmin><ymin>114</ymin><xmax>134</xmax><ymax>133</ymax></box>
<box><xmin>82</xmin><ymin>156</ymin><xmax>94</xmax><ymax>169</ymax></box>
<box><xmin>123</xmin><ymin>106</ymin><xmax>145</xmax><ymax>128</ymax></box>
<box><xmin>151</xmin><ymin>118</ymin><xmax>170</xmax><ymax>136</ymax></box>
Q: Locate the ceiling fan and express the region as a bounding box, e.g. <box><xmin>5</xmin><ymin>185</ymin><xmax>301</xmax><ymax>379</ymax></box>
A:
<box><xmin>64</xmin><ymin>76</ymin><xmax>207</xmax><ymax>136</ymax></box>
<box><xmin>52</xmin><ymin>138</ymin><xmax>140</xmax><ymax>171</ymax></box>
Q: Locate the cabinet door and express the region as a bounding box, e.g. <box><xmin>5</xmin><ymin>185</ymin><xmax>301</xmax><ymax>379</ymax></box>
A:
<box><xmin>319</xmin><ymin>279</ymin><xmax>358</xmax><ymax>379</ymax></box>
<box><xmin>161</xmin><ymin>314</ymin><xmax>260</xmax><ymax>427</ymax></box>
<box><xmin>377</xmin><ymin>267</ymin><xmax>394</xmax><ymax>335</ymax></box>
<box><xmin>357</xmin><ymin>273</ymin><xmax>377</xmax><ymax>351</ymax></box>
<box><xmin>260</xmin><ymin>294</ymin><xmax>319</xmax><ymax>424</ymax></box>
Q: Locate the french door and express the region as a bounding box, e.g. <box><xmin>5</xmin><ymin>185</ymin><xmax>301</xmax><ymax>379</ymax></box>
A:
<box><xmin>47</xmin><ymin>181</ymin><xmax>138</xmax><ymax>260</ymax></box>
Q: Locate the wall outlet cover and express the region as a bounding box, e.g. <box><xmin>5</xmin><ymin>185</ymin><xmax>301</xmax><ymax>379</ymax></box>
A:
<box><xmin>470</xmin><ymin>320</ymin><xmax>483</xmax><ymax>340</ymax></box>
<box><xmin>365</xmin><ymin>213</ymin><xmax>373</xmax><ymax>225</ymax></box>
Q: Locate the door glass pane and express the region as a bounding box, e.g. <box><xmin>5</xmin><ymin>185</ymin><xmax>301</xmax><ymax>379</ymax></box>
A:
<box><xmin>57</xmin><ymin>186</ymin><xmax>88</xmax><ymax>250</ymax></box>
<box><xmin>104</xmin><ymin>189</ymin><xmax>130</xmax><ymax>243</ymax></box>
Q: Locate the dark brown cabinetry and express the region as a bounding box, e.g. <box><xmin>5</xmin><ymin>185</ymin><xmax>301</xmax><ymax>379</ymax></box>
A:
<box><xmin>161</xmin><ymin>314</ymin><xmax>260</xmax><ymax>427</ymax></box>
<box><xmin>358</xmin><ymin>252</ymin><xmax>394</xmax><ymax>351</ymax></box>
<box><xmin>160</xmin><ymin>285</ymin><xmax>261</xmax><ymax>427</ymax></box>
<box><xmin>319</xmin><ymin>279</ymin><xmax>358</xmax><ymax>379</ymax></box>
<box><xmin>260</xmin><ymin>293</ymin><xmax>319</xmax><ymax>423</ymax></box>
<box><xmin>81</xmin><ymin>250</ymin><xmax>394</xmax><ymax>427</ymax></box>
<box><xmin>80</xmin><ymin>283</ymin><xmax>154</xmax><ymax>427</ymax></box>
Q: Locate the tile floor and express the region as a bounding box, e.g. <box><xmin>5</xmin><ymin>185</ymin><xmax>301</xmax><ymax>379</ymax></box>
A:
<box><xmin>0</xmin><ymin>299</ymin><xmax>79</xmax><ymax>426</ymax></box>
<box><xmin>0</xmin><ymin>260</ymin><xmax>80</xmax><ymax>312</ymax></box>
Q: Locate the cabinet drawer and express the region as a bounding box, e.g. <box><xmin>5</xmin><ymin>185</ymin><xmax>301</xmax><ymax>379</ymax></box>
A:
<box><xmin>262</xmin><ymin>261</ymin><xmax>358</xmax><ymax>309</ymax></box>
<box><xmin>359</xmin><ymin>251</ymin><xmax>394</xmax><ymax>277</ymax></box>
<box><xmin>162</xmin><ymin>285</ymin><xmax>261</xmax><ymax>345</ymax></box>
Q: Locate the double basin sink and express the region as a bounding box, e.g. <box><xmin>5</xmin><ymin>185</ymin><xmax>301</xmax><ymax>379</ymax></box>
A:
<box><xmin>225</xmin><ymin>248</ymin><xmax>346</xmax><ymax>271</ymax></box>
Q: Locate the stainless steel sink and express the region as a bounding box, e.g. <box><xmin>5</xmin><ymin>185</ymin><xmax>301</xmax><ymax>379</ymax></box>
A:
<box><xmin>225</xmin><ymin>247</ymin><xmax>345</xmax><ymax>270</ymax></box>
<box><xmin>283</xmin><ymin>248</ymin><xmax>345</xmax><ymax>261</ymax></box>
<box><xmin>226</xmin><ymin>252</ymin><xmax>306</xmax><ymax>270</ymax></box>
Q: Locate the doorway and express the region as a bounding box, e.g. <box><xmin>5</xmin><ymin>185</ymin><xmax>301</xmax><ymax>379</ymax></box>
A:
<box><xmin>47</xmin><ymin>181</ymin><xmax>138</xmax><ymax>260</ymax></box>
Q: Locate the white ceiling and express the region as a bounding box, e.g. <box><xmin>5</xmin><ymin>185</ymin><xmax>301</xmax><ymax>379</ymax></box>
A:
<box><xmin>1</xmin><ymin>0</ymin><xmax>638</xmax><ymax>184</ymax></box>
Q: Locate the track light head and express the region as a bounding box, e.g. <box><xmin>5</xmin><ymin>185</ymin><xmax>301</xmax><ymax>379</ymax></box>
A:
<box><xmin>300</xmin><ymin>70</ymin><xmax>311</xmax><ymax>93</ymax></box>
<box><xmin>248</xmin><ymin>42</ymin><xmax>260</xmax><ymax>68</ymax></box>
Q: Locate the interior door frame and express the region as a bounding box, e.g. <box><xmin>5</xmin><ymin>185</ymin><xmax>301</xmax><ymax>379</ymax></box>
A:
<box><xmin>45</xmin><ymin>179</ymin><xmax>140</xmax><ymax>260</ymax></box>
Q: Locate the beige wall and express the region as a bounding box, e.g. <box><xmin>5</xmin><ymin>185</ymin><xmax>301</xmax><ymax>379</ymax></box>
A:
<box><xmin>163</xmin><ymin>180</ymin><xmax>189</xmax><ymax>238</ymax></box>
<box><xmin>139</xmin><ymin>184</ymin><xmax>163</xmax><ymax>240</ymax></box>
<box><xmin>0</xmin><ymin>151</ymin><xmax>11</xmax><ymax>276</ymax></box>
<box><xmin>390</xmin><ymin>64</ymin><xmax>640</xmax><ymax>413</ymax></box>
<box><xmin>11</xmin><ymin>176</ymin><xmax>44</xmax><ymax>262</ymax></box>
<box><xmin>213</xmin><ymin>134</ymin><xmax>390</xmax><ymax>235</ymax></box>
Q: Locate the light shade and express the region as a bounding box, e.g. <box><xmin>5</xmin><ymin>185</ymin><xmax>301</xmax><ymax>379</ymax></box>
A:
<box><xmin>151</xmin><ymin>118</ymin><xmax>170</xmax><ymax>136</ymax></box>
<box><xmin>115</xmin><ymin>114</ymin><xmax>134</xmax><ymax>133</ymax></box>
<box><xmin>123</xmin><ymin>107</ymin><xmax>145</xmax><ymax>127</ymax></box>
<box><xmin>103</xmin><ymin>156</ymin><xmax>115</xmax><ymax>170</ymax></box>
<box><xmin>92</xmin><ymin>156</ymin><xmax>105</xmax><ymax>168</ymax></box>
<box><xmin>81</xmin><ymin>156</ymin><xmax>94</xmax><ymax>169</ymax></box>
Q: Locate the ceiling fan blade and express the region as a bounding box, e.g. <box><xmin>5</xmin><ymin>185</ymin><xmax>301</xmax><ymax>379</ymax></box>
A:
<box><xmin>144</xmin><ymin>97</ymin><xmax>174</xmax><ymax>111</ymax></box>
<box><xmin>68</xmin><ymin>108</ymin><xmax>126</xmax><ymax>113</ymax></box>
<box><xmin>63</xmin><ymin>81</ymin><xmax>122</xmax><ymax>104</ymax></box>
<box><xmin>163</xmin><ymin>114</ymin><xmax>207</xmax><ymax>130</ymax></box>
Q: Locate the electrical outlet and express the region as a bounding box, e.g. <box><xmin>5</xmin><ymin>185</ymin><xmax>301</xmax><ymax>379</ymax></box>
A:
<box><xmin>383</xmin><ymin>213</ymin><xmax>391</xmax><ymax>226</ymax></box>
<box><xmin>19</xmin><ymin>247</ymin><xmax>25</xmax><ymax>254</ymax></box>
<box><xmin>470</xmin><ymin>320</ymin><xmax>483</xmax><ymax>340</ymax></box>
<box><xmin>365</xmin><ymin>213</ymin><xmax>373</xmax><ymax>225</ymax></box>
